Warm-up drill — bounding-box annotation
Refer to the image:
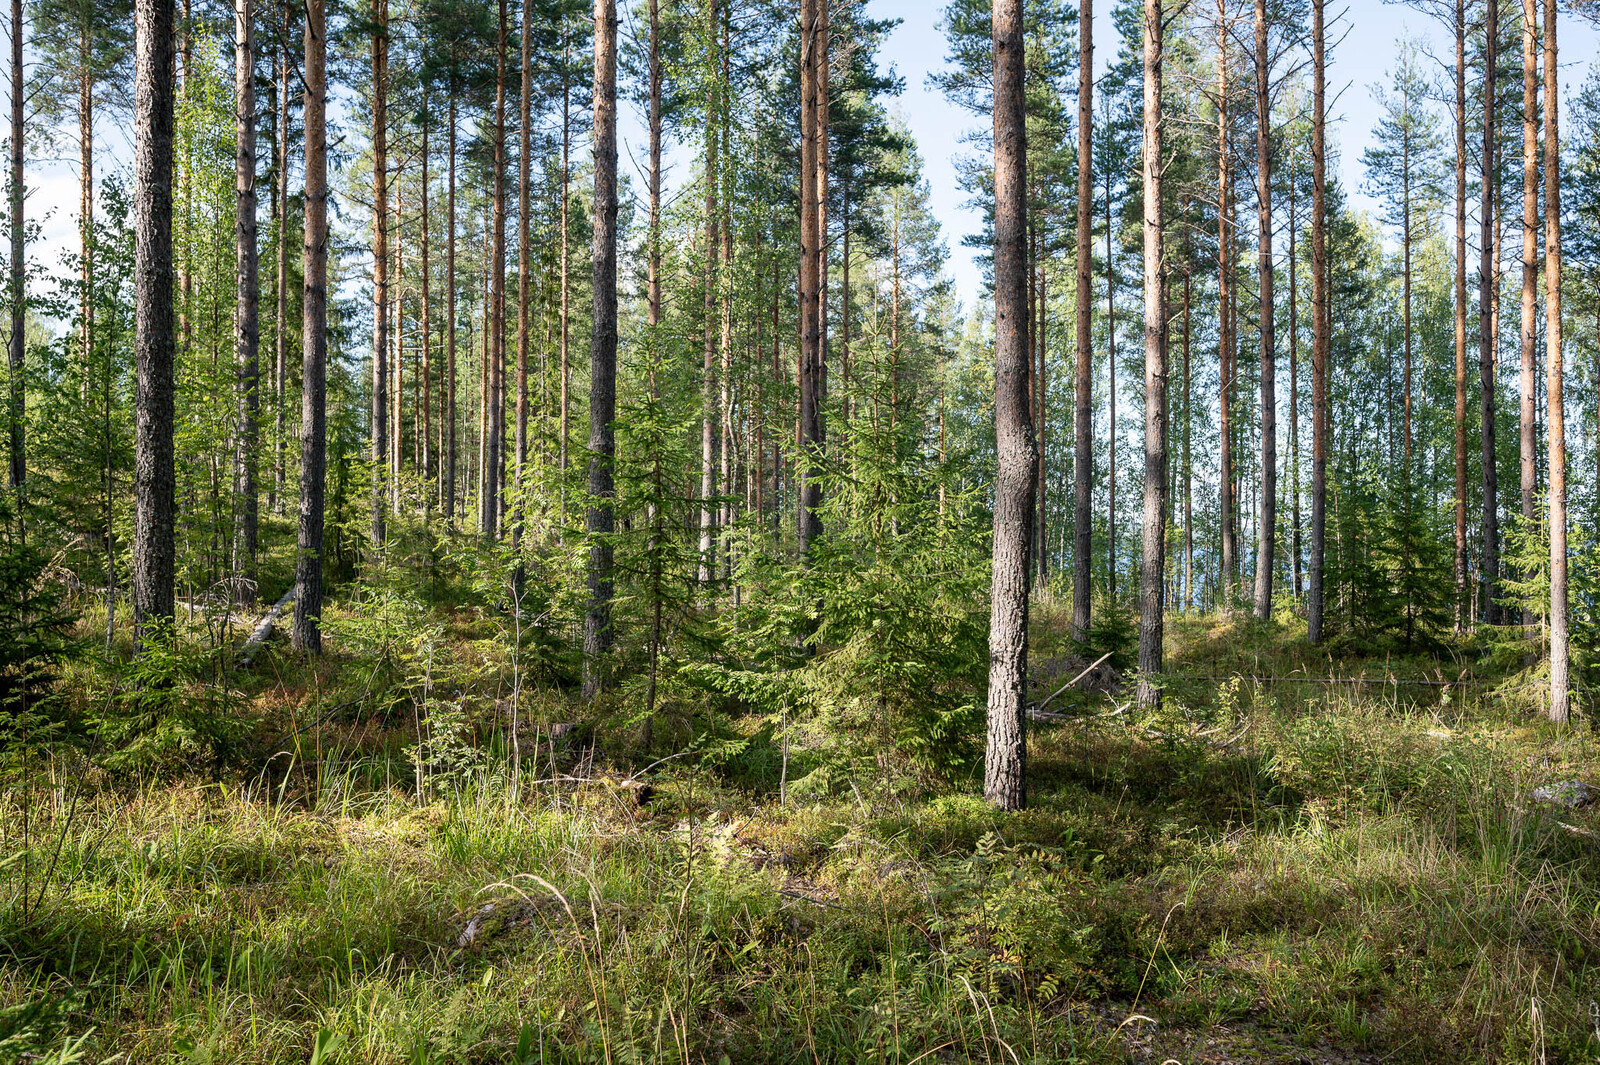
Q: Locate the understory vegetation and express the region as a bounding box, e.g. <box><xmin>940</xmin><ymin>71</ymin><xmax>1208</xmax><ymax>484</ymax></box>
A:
<box><xmin>3</xmin><ymin>539</ymin><xmax>1598</xmax><ymax>1063</ymax></box>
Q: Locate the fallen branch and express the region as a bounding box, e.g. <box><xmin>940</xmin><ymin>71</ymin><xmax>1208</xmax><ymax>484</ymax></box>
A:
<box><xmin>239</xmin><ymin>587</ymin><xmax>295</xmax><ymax>667</ymax></box>
<box><xmin>1030</xmin><ymin>651</ymin><xmax>1115</xmax><ymax>717</ymax></box>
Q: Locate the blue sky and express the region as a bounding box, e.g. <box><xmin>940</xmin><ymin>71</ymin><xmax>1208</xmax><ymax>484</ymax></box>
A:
<box><xmin>866</xmin><ymin>0</ymin><xmax>1600</xmax><ymax>313</ymax></box>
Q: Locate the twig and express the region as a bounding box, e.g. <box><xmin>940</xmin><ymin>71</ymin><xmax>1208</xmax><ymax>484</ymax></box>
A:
<box><xmin>1031</xmin><ymin>652</ymin><xmax>1115</xmax><ymax>716</ymax></box>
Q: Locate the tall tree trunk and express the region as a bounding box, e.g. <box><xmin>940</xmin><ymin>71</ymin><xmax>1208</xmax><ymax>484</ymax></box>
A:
<box><xmin>1216</xmin><ymin>5</ymin><xmax>1235</xmax><ymax>607</ymax></box>
<box><xmin>797</xmin><ymin>0</ymin><xmax>824</xmax><ymax>555</ymax></box>
<box><xmin>718</xmin><ymin>1</ymin><xmax>733</xmax><ymax>582</ymax></box>
<box><xmin>1252</xmin><ymin>0</ymin><xmax>1275</xmax><ymax>619</ymax></box>
<box><xmin>392</xmin><ymin>176</ymin><xmax>404</xmax><ymax>513</ymax></box>
<box><xmin>1138</xmin><ymin>0</ymin><xmax>1167</xmax><ymax>705</ymax></box>
<box><xmin>1289</xmin><ymin>168</ymin><xmax>1301</xmax><ymax>598</ymax></box>
<box><xmin>1478</xmin><ymin>0</ymin><xmax>1501</xmax><ymax>625</ymax></box>
<box><xmin>486</xmin><ymin>0</ymin><xmax>507</xmax><ymax>539</ymax></box>
<box><xmin>233</xmin><ymin>0</ymin><xmax>259</xmax><ymax>582</ymax></box>
<box><xmin>420</xmin><ymin>106</ymin><xmax>432</xmax><ymax>501</ymax></box>
<box><xmin>1518</xmin><ymin>0</ymin><xmax>1537</xmax><ymax>528</ymax></box>
<box><xmin>559</xmin><ymin>33</ymin><xmax>570</xmax><ymax>522</ymax></box>
<box><xmin>644</xmin><ymin>0</ymin><xmax>663</xmax><ymax>737</ymax></box>
<box><xmin>7</xmin><ymin>0</ymin><xmax>24</xmax><ymax>498</ymax></box>
<box><xmin>1106</xmin><ymin>159</ymin><xmax>1117</xmax><ymax>600</ymax></box>
<box><xmin>583</xmin><ymin>0</ymin><xmax>618</xmax><ymax>698</ymax></box>
<box><xmin>273</xmin><ymin>10</ymin><xmax>289</xmax><ymax>517</ymax></box>
<box><xmin>985</xmin><ymin>0</ymin><xmax>1033</xmax><ymax>810</ymax></box>
<box><xmin>514</xmin><ymin>0</ymin><xmax>530</xmax><ymax>547</ymax></box>
<box><xmin>446</xmin><ymin>91</ymin><xmax>458</xmax><ymax>524</ymax></box>
<box><xmin>1307</xmin><ymin>0</ymin><xmax>1328</xmax><ymax>645</ymax></box>
<box><xmin>1453</xmin><ymin>0</ymin><xmax>1468</xmax><ymax>629</ymax></box>
<box><xmin>294</xmin><ymin>0</ymin><xmax>327</xmax><ymax>653</ymax></box>
<box><xmin>133</xmin><ymin>0</ymin><xmax>176</xmax><ymax>640</ymax></box>
<box><xmin>699</xmin><ymin>0</ymin><xmax>719</xmax><ymax>586</ymax></box>
<box><xmin>1183</xmin><ymin>262</ymin><xmax>1194</xmax><ymax>606</ymax></box>
<box><xmin>370</xmin><ymin>0</ymin><xmax>389</xmax><ymax>548</ymax></box>
<box><xmin>1072</xmin><ymin>0</ymin><xmax>1094</xmax><ymax>641</ymax></box>
<box><xmin>1543</xmin><ymin>0</ymin><xmax>1567</xmax><ymax>722</ymax></box>
<box><xmin>78</xmin><ymin>25</ymin><xmax>93</xmax><ymax>401</ymax></box>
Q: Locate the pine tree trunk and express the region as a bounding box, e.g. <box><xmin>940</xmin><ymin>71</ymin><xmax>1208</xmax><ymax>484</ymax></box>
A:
<box><xmin>7</xmin><ymin>0</ymin><xmax>24</xmax><ymax>498</ymax></box>
<box><xmin>370</xmin><ymin>0</ymin><xmax>389</xmax><ymax>548</ymax></box>
<box><xmin>1138</xmin><ymin>0</ymin><xmax>1167</xmax><ymax>705</ymax></box>
<box><xmin>1106</xmin><ymin>163</ymin><xmax>1117</xmax><ymax>601</ymax></box>
<box><xmin>583</xmin><ymin>0</ymin><xmax>618</xmax><ymax>698</ymax></box>
<box><xmin>1453</xmin><ymin>0</ymin><xmax>1468</xmax><ymax>630</ymax></box>
<box><xmin>718</xmin><ymin>2</ymin><xmax>733</xmax><ymax>583</ymax></box>
<box><xmin>797</xmin><ymin>0</ymin><xmax>824</xmax><ymax>556</ymax></box>
<box><xmin>446</xmin><ymin>91</ymin><xmax>458</xmax><ymax>524</ymax></box>
<box><xmin>78</xmin><ymin>29</ymin><xmax>93</xmax><ymax>402</ymax></box>
<box><xmin>1072</xmin><ymin>0</ymin><xmax>1094</xmax><ymax>640</ymax></box>
<box><xmin>984</xmin><ymin>0</ymin><xmax>1034</xmax><ymax>810</ymax></box>
<box><xmin>1252</xmin><ymin>0</ymin><xmax>1274</xmax><ymax>619</ymax></box>
<box><xmin>133</xmin><ymin>0</ymin><xmax>176</xmax><ymax>640</ymax></box>
<box><xmin>1183</xmin><ymin>263</ymin><xmax>1194</xmax><ymax>606</ymax></box>
<box><xmin>294</xmin><ymin>0</ymin><xmax>327</xmax><ymax>653</ymax></box>
<box><xmin>699</xmin><ymin>0</ymin><xmax>719</xmax><ymax>586</ymax></box>
<box><xmin>1478</xmin><ymin>0</ymin><xmax>1501</xmax><ymax>625</ymax></box>
<box><xmin>420</xmin><ymin>107</ymin><xmax>432</xmax><ymax>500</ymax></box>
<box><xmin>1289</xmin><ymin>173</ymin><xmax>1301</xmax><ymax>598</ymax></box>
<box><xmin>1307</xmin><ymin>0</ymin><xmax>1328</xmax><ymax>645</ymax></box>
<box><xmin>1543</xmin><ymin>0</ymin><xmax>1568</xmax><ymax>722</ymax></box>
<box><xmin>1518</xmin><ymin>0</ymin><xmax>1537</xmax><ymax>532</ymax></box>
<box><xmin>1216</xmin><ymin>5</ymin><xmax>1234</xmax><ymax>608</ymax></box>
<box><xmin>232</xmin><ymin>0</ymin><xmax>259</xmax><ymax>583</ymax></box>
<box><xmin>273</xmin><ymin>12</ymin><xmax>289</xmax><ymax>517</ymax></box>
<box><xmin>559</xmin><ymin>35</ymin><xmax>571</xmax><ymax>523</ymax></box>
<box><xmin>514</xmin><ymin>0</ymin><xmax>530</xmax><ymax>546</ymax></box>
<box><xmin>486</xmin><ymin>0</ymin><xmax>507</xmax><ymax>540</ymax></box>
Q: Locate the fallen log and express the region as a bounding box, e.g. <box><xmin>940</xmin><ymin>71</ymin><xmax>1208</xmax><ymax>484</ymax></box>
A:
<box><xmin>239</xmin><ymin>588</ymin><xmax>295</xmax><ymax>667</ymax></box>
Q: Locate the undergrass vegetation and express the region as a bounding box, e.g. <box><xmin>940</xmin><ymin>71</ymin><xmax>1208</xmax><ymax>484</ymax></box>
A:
<box><xmin>4</xmin><ymin>580</ymin><xmax>1600</xmax><ymax>1063</ymax></box>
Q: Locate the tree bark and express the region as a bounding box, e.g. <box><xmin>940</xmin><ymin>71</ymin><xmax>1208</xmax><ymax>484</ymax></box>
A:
<box><xmin>1453</xmin><ymin>0</ymin><xmax>1468</xmax><ymax>629</ymax></box>
<box><xmin>273</xmin><ymin>8</ymin><xmax>289</xmax><ymax>517</ymax></box>
<box><xmin>233</xmin><ymin>0</ymin><xmax>259</xmax><ymax>582</ymax></box>
<box><xmin>1072</xmin><ymin>0</ymin><xmax>1093</xmax><ymax>640</ymax></box>
<box><xmin>1216</xmin><ymin>3</ymin><xmax>1235</xmax><ymax>607</ymax></box>
<box><xmin>370</xmin><ymin>0</ymin><xmax>389</xmax><ymax>548</ymax></box>
<box><xmin>133</xmin><ymin>0</ymin><xmax>176</xmax><ymax>641</ymax></box>
<box><xmin>446</xmin><ymin>91</ymin><xmax>458</xmax><ymax>524</ymax></box>
<box><xmin>7</xmin><ymin>0</ymin><xmax>24</xmax><ymax>497</ymax></box>
<box><xmin>484</xmin><ymin>0</ymin><xmax>507</xmax><ymax>540</ymax></box>
<box><xmin>294</xmin><ymin>0</ymin><xmax>326</xmax><ymax>653</ymax></box>
<box><xmin>1289</xmin><ymin>167</ymin><xmax>1301</xmax><ymax>598</ymax></box>
<box><xmin>1478</xmin><ymin>0</ymin><xmax>1501</xmax><ymax>625</ymax></box>
<box><xmin>1138</xmin><ymin>0</ymin><xmax>1167</xmax><ymax>705</ymax></box>
<box><xmin>78</xmin><ymin>23</ymin><xmax>93</xmax><ymax>402</ymax></box>
<box><xmin>1252</xmin><ymin>0</ymin><xmax>1274</xmax><ymax>619</ymax></box>
<box><xmin>583</xmin><ymin>0</ymin><xmax>618</xmax><ymax>698</ymax></box>
<box><xmin>984</xmin><ymin>0</ymin><xmax>1034</xmax><ymax>810</ymax></box>
<box><xmin>514</xmin><ymin>0</ymin><xmax>530</xmax><ymax>545</ymax></box>
<box><xmin>1543</xmin><ymin>0</ymin><xmax>1567</xmax><ymax>722</ymax></box>
<box><xmin>700</xmin><ymin>0</ymin><xmax>719</xmax><ymax>585</ymax></box>
<box><xmin>797</xmin><ymin>0</ymin><xmax>824</xmax><ymax>555</ymax></box>
<box><xmin>420</xmin><ymin>104</ymin><xmax>432</xmax><ymax>499</ymax></box>
<box><xmin>1518</xmin><ymin>0</ymin><xmax>1537</xmax><ymax>530</ymax></box>
<box><xmin>1307</xmin><ymin>0</ymin><xmax>1328</xmax><ymax>645</ymax></box>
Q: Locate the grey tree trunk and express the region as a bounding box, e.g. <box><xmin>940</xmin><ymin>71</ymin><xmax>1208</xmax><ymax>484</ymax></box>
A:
<box><xmin>133</xmin><ymin>0</ymin><xmax>177</xmax><ymax>641</ymax></box>
<box><xmin>232</xmin><ymin>0</ymin><xmax>259</xmax><ymax>584</ymax></box>
<box><xmin>1307</xmin><ymin>0</ymin><xmax>1328</xmax><ymax>645</ymax></box>
<box><xmin>370</xmin><ymin>0</ymin><xmax>389</xmax><ymax>548</ymax></box>
<box><xmin>583</xmin><ymin>0</ymin><xmax>618</xmax><ymax>699</ymax></box>
<box><xmin>797</xmin><ymin>0</ymin><xmax>824</xmax><ymax>556</ymax></box>
<box><xmin>1071</xmin><ymin>0</ymin><xmax>1093</xmax><ymax>642</ymax></box>
<box><xmin>699</xmin><ymin>2</ymin><xmax>719</xmax><ymax>586</ymax></box>
<box><xmin>446</xmin><ymin>92</ymin><xmax>457</xmax><ymax>525</ymax></box>
<box><xmin>273</xmin><ymin>12</ymin><xmax>289</xmax><ymax>517</ymax></box>
<box><xmin>1478</xmin><ymin>0</ymin><xmax>1501</xmax><ymax>625</ymax></box>
<box><xmin>1543</xmin><ymin>0</ymin><xmax>1568</xmax><ymax>722</ymax></box>
<box><xmin>514</xmin><ymin>0</ymin><xmax>530</xmax><ymax>544</ymax></box>
<box><xmin>1518</xmin><ymin>0</ymin><xmax>1537</xmax><ymax>528</ymax></box>
<box><xmin>1453</xmin><ymin>0</ymin><xmax>1468</xmax><ymax>629</ymax></box>
<box><xmin>1251</xmin><ymin>0</ymin><xmax>1274</xmax><ymax>620</ymax></box>
<box><xmin>984</xmin><ymin>0</ymin><xmax>1035</xmax><ymax>810</ymax></box>
<box><xmin>294</xmin><ymin>0</ymin><xmax>326</xmax><ymax>654</ymax></box>
<box><xmin>1215</xmin><ymin>4</ymin><xmax>1235</xmax><ymax>607</ymax></box>
<box><xmin>485</xmin><ymin>0</ymin><xmax>506</xmax><ymax>540</ymax></box>
<box><xmin>1137</xmin><ymin>0</ymin><xmax>1166</xmax><ymax>705</ymax></box>
<box><xmin>7</xmin><ymin>0</ymin><xmax>24</xmax><ymax>498</ymax></box>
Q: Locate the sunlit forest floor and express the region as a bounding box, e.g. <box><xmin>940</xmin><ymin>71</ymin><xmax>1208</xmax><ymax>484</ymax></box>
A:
<box><xmin>4</xmin><ymin>533</ymin><xmax>1599</xmax><ymax>1063</ymax></box>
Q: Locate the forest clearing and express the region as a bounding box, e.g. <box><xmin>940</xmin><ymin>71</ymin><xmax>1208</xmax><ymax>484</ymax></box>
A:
<box><xmin>2</xmin><ymin>0</ymin><xmax>1599</xmax><ymax>1058</ymax></box>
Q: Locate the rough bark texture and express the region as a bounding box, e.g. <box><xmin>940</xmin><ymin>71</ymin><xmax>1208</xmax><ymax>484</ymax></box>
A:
<box><xmin>7</xmin><ymin>0</ymin><xmax>23</xmax><ymax>495</ymax></box>
<box><xmin>1215</xmin><ymin>5</ymin><xmax>1235</xmax><ymax>605</ymax></box>
<box><xmin>1307</xmin><ymin>0</ymin><xmax>1327</xmax><ymax>646</ymax></box>
<box><xmin>1478</xmin><ymin>0</ymin><xmax>1500</xmax><ymax>625</ymax></box>
<box><xmin>446</xmin><ymin>93</ymin><xmax>457</xmax><ymax>524</ymax></box>
<box><xmin>485</xmin><ymin>0</ymin><xmax>507</xmax><ymax>540</ymax></box>
<box><xmin>294</xmin><ymin>0</ymin><xmax>326</xmax><ymax>654</ymax></box>
<box><xmin>1137</xmin><ymin>0</ymin><xmax>1166</xmax><ymax>706</ymax></box>
<box><xmin>133</xmin><ymin>0</ymin><xmax>176</xmax><ymax>641</ymax></box>
<box><xmin>1452</xmin><ymin>0</ymin><xmax>1468</xmax><ymax>629</ymax></box>
<box><xmin>583</xmin><ymin>0</ymin><xmax>618</xmax><ymax>699</ymax></box>
<box><xmin>1519</xmin><ymin>0</ymin><xmax>1537</xmax><ymax>528</ymax></box>
<box><xmin>1543</xmin><ymin>0</ymin><xmax>1567</xmax><ymax>723</ymax></box>
<box><xmin>1251</xmin><ymin>0</ymin><xmax>1274</xmax><ymax>619</ymax></box>
<box><xmin>514</xmin><ymin>0</ymin><xmax>530</xmax><ymax>543</ymax></box>
<box><xmin>984</xmin><ymin>0</ymin><xmax>1034</xmax><ymax>811</ymax></box>
<box><xmin>1071</xmin><ymin>0</ymin><xmax>1094</xmax><ymax>642</ymax></box>
<box><xmin>797</xmin><ymin>0</ymin><xmax>824</xmax><ymax>555</ymax></box>
<box><xmin>370</xmin><ymin>0</ymin><xmax>389</xmax><ymax>548</ymax></box>
<box><xmin>699</xmin><ymin>2</ymin><xmax>719</xmax><ymax>586</ymax></box>
<box><xmin>232</xmin><ymin>0</ymin><xmax>259</xmax><ymax>582</ymax></box>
